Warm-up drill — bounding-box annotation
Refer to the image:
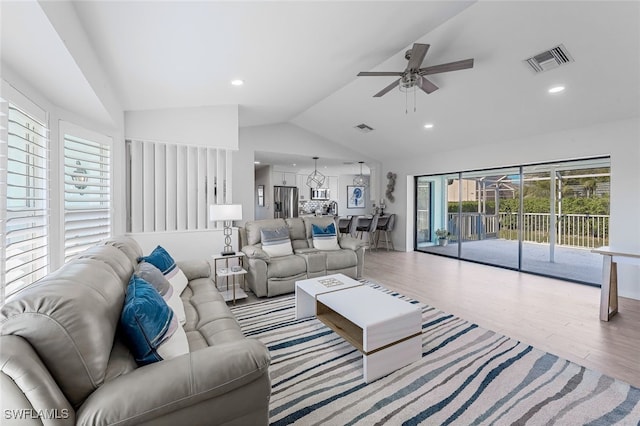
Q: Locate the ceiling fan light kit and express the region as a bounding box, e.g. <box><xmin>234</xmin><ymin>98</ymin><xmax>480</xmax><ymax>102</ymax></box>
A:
<box><xmin>358</xmin><ymin>42</ymin><xmax>474</xmax><ymax>112</ymax></box>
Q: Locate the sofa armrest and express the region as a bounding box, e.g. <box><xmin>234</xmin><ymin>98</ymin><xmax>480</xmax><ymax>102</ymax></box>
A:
<box><xmin>339</xmin><ymin>236</ymin><xmax>367</xmax><ymax>251</ymax></box>
<box><xmin>241</xmin><ymin>245</ymin><xmax>270</xmax><ymax>262</ymax></box>
<box><xmin>176</xmin><ymin>260</ymin><xmax>211</xmax><ymax>281</ymax></box>
<box><xmin>1</xmin><ymin>335</ymin><xmax>76</xmax><ymax>425</ymax></box>
<box><xmin>76</xmin><ymin>339</ymin><xmax>270</xmax><ymax>425</ymax></box>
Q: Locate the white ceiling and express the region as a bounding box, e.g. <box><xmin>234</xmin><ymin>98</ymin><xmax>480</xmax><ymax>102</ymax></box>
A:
<box><xmin>2</xmin><ymin>1</ymin><xmax>639</xmax><ymax>168</ymax></box>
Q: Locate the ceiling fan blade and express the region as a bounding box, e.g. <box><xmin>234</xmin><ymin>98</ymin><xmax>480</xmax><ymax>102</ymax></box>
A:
<box><xmin>358</xmin><ymin>71</ymin><xmax>404</xmax><ymax>77</ymax></box>
<box><xmin>419</xmin><ymin>58</ymin><xmax>474</xmax><ymax>75</ymax></box>
<box><xmin>417</xmin><ymin>76</ymin><xmax>438</xmax><ymax>94</ymax></box>
<box><xmin>407</xmin><ymin>43</ymin><xmax>430</xmax><ymax>71</ymax></box>
<box><xmin>373</xmin><ymin>79</ymin><xmax>400</xmax><ymax>97</ymax></box>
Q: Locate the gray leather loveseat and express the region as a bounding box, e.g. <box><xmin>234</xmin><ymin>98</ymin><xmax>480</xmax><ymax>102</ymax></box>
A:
<box><xmin>1</xmin><ymin>236</ymin><xmax>271</xmax><ymax>425</ymax></box>
<box><xmin>239</xmin><ymin>217</ymin><xmax>366</xmax><ymax>298</ymax></box>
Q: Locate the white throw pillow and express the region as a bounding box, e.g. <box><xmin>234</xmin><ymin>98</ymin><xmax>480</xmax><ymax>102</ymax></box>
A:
<box><xmin>167</xmin><ymin>268</ymin><xmax>189</xmax><ymax>295</ymax></box>
<box><xmin>165</xmin><ymin>287</ymin><xmax>186</xmax><ymax>326</ymax></box>
<box><xmin>261</xmin><ymin>227</ymin><xmax>294</xmax><ymax>257</ymax></box>
<box><xmin>157</xmin><ymin>324</ymin><xmax>189</xmax><ymax>360</ymax></box>
<box><xmin>312</xmin><ymin>223</ymin><xmax>341</xmax><ymax>251</ymax></box>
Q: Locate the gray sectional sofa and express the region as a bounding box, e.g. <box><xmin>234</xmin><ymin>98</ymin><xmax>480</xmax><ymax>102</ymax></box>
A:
<box><xmin>0</xmin><ymin>236</ymin><xmax>271</xmax><ymax>425</ymax></box>
<box><xmin>239</xmin><ymin>216</ymin><xmax>367</xmax><ymax>298</ymax></box>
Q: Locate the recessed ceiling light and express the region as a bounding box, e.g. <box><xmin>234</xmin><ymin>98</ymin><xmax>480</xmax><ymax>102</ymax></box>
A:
<box><xmin>548</xmin><ymin>85</ymin><xmax>565</xmax><ymax>94</ymax></box>
<box><xmin>254</xmin><ymin>161</ymin><xmax>260</xmax><ymax>164</ymax></box>
<box><xmin>424</xmin><ymin>123</ymin><xmax>434</xmax><ymax>129</ymax></box>
<box><xmin>231</xmin><ymin>79</ymin><xmax>244</xmax><ymax>86</ymax></box>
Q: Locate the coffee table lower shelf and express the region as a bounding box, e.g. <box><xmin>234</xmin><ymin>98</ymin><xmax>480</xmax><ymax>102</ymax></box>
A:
<box><xmin>315</xmin><ymin>297</ymin><xmax>422</xmax><ymax>383</ymax></box>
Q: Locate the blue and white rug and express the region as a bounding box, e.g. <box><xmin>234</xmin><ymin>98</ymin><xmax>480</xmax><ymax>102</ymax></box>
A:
<box><xmin>231</xmin><ymin>282</ymin><xmax>640</xmax><ymax>425</ymax></box>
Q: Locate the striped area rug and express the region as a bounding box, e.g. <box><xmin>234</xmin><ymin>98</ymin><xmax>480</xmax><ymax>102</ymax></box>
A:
<box><xmin>231</xmin><ymin>282</ymin><xmax>640</xmax><ymax>425</ymax></box>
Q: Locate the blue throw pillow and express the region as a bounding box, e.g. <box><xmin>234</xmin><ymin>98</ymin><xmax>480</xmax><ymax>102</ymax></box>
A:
<box><xmin>120</xmin><ymin>275</ymin><xmax>175</xmax><ymax>365</ymax></box>
<box><xmin>138</xmin><ymin>245</ymin><xmax>177</xmax><ymax>276</ymax></box>
<box><xmin>312</xmin><ymin>223</ymin><xmax>341</xmax><ymax>251</ymax></box>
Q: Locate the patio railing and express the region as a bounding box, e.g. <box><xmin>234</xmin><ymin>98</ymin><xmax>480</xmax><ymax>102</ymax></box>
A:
<box><xmin>442</xmin><ymin>212</ymin><xmax>609</xmax><ymax>249</ymax></box>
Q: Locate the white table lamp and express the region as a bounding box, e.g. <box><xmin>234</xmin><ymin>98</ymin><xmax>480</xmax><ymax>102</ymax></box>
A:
<box><xmin>210</xmin><ymin>204</ymin><xmax>243</xmax><ymax>256</ymax></box>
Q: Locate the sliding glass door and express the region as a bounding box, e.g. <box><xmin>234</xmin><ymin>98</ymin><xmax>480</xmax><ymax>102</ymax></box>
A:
<box><xmin>458</xmin><ymin>168</ymin><xmax>520</xmax><ymax>270</ymax></box>
<box><xmin>520</xmin><ymin>159</ymin><xmax>609</xmax><ymax>283</ymax></box>
<box><xmin>415</xmin><ymin>157</ymin><xmax>609</xmax><ymax>285</ymax></box>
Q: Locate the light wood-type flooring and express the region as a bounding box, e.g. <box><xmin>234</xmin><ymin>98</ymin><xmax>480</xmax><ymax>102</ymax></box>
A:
<box><xmin>362</xmin><ymin>250</ymin><xmax>640</xmax><ymax>388</ymax></box>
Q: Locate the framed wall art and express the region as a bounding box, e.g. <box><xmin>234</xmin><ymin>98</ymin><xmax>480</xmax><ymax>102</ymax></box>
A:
<box><xmin>347</xmin><ymin>185</ymin><xmax>365</xmax><ymax>209</ymax></box>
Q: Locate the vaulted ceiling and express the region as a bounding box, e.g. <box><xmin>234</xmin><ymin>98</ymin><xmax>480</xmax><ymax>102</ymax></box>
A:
<box><xmin>2</xmin><ymin>1</ymin><xmax>639</xmax><ymax>164</ymax></box>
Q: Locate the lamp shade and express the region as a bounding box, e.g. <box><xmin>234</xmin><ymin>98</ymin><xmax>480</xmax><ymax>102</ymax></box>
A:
<box><xmin>209</xmin><ymin>204</ymin><xmax>243</xmax><ymax>222</ymax></box>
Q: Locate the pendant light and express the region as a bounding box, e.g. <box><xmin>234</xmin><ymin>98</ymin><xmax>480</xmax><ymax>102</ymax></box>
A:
<box><xmin>306</xmin><ymin>157</ymin><xmax>326</xmax><ymax>189</ymax></box>
<box><xmin>353</xmin><ymin>161</ymin><xmax>368</xmax><ymax>187</ymax></box>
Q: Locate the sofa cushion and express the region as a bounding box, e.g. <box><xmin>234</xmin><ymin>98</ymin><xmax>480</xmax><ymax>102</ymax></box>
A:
<box><xmin>261</xmin><ymin>227</ymin><xmax>293</xmax><ymax>257</ymax></box>
<box><xmin>325</xmin><ymin>249</ymin><xmax>358</xmax><ymax>270</ymax></box>
<box><xmin>312</xmin><ymin>223</ymin><xmax>341</xmax><ymax>251</ymax></box>
<box><xmin>120</xmin><ymin>275</ymin><xmax>176</xmax><ymax>366</ymax></box>
<box><xmin>266</xmin><ymin>255</ymin><xmax>307</xmax><ymax>278</ymax></box>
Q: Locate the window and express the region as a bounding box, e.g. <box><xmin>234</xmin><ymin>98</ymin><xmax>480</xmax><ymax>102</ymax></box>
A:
<box><xmin>1</xmin><ymin>100</ymin><xmax>49</xmax><ymax>300</ymax></box>
<box><xmin>63</xmin><ymin>127</ymin><xmax>112</xmax><ymax>262</ymax></box>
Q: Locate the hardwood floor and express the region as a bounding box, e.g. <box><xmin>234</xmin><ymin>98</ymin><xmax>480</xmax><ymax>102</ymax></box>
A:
<box><xmin>363</xmin><ymin>250</ymin><xmax>640</xmax><ymax>388</ymax></box>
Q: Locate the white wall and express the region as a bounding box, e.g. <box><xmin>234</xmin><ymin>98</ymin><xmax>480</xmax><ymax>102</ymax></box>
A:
<box><xmin>125</xmin><ymin>105</ymin><xmax>238</xmax><ymax>148</ymax></box>
<box><xmin>385</xmin><ymin>117</ymin><xmax>640</xmax><ymax>299</ymax></box>
<box><xmin>238</xmin><ymin>122</ymin><xmax>381</xmax><ymax>222</ymax></box>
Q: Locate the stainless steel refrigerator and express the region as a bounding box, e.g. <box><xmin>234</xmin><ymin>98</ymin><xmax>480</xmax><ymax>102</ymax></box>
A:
<box><xmin>273</xmin><ymin>186</ymin><xmax>298</xmax><ymax>219</ymax></box>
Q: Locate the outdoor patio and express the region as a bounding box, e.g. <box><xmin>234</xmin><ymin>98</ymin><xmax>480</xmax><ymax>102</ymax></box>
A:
<box><xmin>418</xmin><ymin>238</ymin><xmax>602</xmax><ymax>285</ymax></box>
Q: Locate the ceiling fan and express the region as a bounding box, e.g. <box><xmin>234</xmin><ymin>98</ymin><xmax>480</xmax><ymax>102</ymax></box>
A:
<box><xmin>358</xmin><ymin>43</ymin><xmax>474</xmax><ymax>97</ymax></box>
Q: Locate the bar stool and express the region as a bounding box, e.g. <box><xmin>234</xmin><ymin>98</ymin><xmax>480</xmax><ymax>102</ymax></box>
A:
<box><xmin>356</xmin><ymin>215</ymin><xmax>379</xmax><ymax>250</ymax></box>
<box><xmin>337</xmin><ymin>216</ymin><xmax>352</xmax><ymax>237</ymax></box>
<box><xmin>375</xmin><ymin>214</ymin><xmax>395</xmax><ymax>251</ymax></box>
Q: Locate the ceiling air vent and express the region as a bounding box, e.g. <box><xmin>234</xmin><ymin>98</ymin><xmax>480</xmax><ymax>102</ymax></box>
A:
<box><xmin>524</xmin><ymin>44</ymin><xmax>573</xmax><ymax>73</ymax></box>
<box><xmin>355</xmin><ymin>123</ymin><xmax>374</xmax><ymax>133</ymax></box>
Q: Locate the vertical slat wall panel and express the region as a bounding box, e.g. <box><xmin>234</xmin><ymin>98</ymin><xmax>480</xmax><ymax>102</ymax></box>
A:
<box><xmin>176</xmin><ymin>145</ymin><xmax>187</xmax><ymax>230</ymax></box>
<box><xmin>126</xmin><ymin>140</ymin><xmax>231</xmax><ymax>233</ymax></box>
<box><xmin>206</xmin><ymin>148</ymin><xmax>217</xmax><ymax>229</ymax></box>
<box><xmin>142</xmin><ymin>142</ymin><xmax>155</xmax><ymax>231</ymax></box>
<box><xmin>130</xmin><ymin>141</ymin><xmax>143</xmax><ymax>233</ymax></box>
<box><xmin>225</xmin><ymin>150</ymin><xmax>233</xmax><ymax>204</ymax></box>
<box><xmin>197</xmin><ymin>147</ymin><xmax>207</xmax><ymax>229</ymax></box>
<box><xmin>154</xmin><ymin>143</ymin><xmax>166</xmax><ymax>231</ymax></box>
<box><xmin>216</xmin><ymin>149</ymin><xmax>224</xmax><ymax>206</ymax></box>
<box><xmin>166</xmin><ymin>144</ymin><xmax>177</xmax><ymax>231</ymax></box>
<box><xmin>187</xmin><ymin>147</ymin><xmax>197</xmax><ymax>229</ymax></box>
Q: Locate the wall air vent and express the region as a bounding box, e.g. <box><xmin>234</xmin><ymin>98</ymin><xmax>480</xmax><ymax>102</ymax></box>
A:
<box><xmin>355</xmin><ymin>123</ymin><xmax>374</xmax><ymax>133</ymax></box>
<box><xmin>524</xmin><ymin>44</ymin><xmax>573</xmax><ymax>73</ymax></box>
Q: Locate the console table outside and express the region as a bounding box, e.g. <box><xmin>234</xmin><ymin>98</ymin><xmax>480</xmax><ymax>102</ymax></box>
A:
<box><xmin>592</xmin><ymin>246</ymin><xmax>640</xmax><ymax>321</ymax></box>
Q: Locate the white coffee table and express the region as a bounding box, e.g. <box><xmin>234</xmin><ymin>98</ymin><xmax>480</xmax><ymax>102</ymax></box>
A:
<box><xmin>295</xmin><ymin>274</ymin><xmax>363</xmax><ymax>319</ymax></box>
<box><xmin>295</xmin><ymin>274</ymin><xmax>422</xmax><ymax>382</ymax></box>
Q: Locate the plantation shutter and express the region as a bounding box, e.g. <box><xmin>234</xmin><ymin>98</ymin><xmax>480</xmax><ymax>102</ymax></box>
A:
<box><xmin>126</xmin><ymin>140</ymin><xmax>230</xmax><ymax>233</ymax></box>
<box><xmin>2</xmin><ymin>102</ymin><xmax>50</xmax><ymax>299</ymax></box>
<box><xmin>63</xmin><ymin>133</ymin><xmax>111</xmax><ymax>262</ymax></box>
